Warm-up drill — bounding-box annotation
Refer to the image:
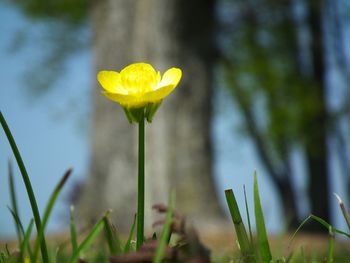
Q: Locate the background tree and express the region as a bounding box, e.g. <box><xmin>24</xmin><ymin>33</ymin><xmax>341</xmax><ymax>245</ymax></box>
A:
<box><xmin>9</xmin><ymin>0</ymin><xmax>350</xmax><ymax>234</ymax></box>
<box><xmin>8</xmin><ymin>0</ymin><xmax>224</xmax><ymax>231</ymax></box>
<box><xmin>220</xmin><ymin>0</ymin><xmax>350</xmax><ymax>230</ymax></box>
<box><xmin>78</xmin><ymin>0</ymin><xmax>224</xmax><ymax>231</ymax></box>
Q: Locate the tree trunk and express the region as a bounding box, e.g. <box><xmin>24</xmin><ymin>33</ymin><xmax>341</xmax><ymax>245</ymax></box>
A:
<box><xmin>275</xmin><ymin>177</ymin><xmax>299</xmax><ymax>229</ymax></box>
<box><xmin>305</xmin><ymin>0</ymin><xmax>330</xmax><ymax>229</ymax></box>
<box><xmin>77</xmin><ymin>0</ymin><xmax>224</xmax><ymax>232</ymax></box>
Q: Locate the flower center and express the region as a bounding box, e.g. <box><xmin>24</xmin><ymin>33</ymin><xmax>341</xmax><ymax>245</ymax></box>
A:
<box><xmin>120</xmin><ymin>63</ymin><xmax>158</xmax><ymax>95</ymax></box>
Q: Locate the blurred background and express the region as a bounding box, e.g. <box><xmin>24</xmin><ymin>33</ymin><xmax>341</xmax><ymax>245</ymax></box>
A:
<box><xmin>1</xmin><ymin>0</ymin><xmax>350</xmax><ymax>238</ymax></box>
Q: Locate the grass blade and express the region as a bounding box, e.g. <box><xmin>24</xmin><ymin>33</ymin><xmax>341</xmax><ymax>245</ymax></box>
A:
<box><xmin>68</xmin><ymin>211</ymin><xmax>109</xmax><ymax>263</ymax></box>
<box><xmin>124</xmin><ymin>214</ymin><xmax>137</xmax><ymax>253</ymax></box>
<box><xmin>103</xmin><ymin>216</ymin><xmax>122</xmax><ymax>255</ymax></box>
<box><xmin>334</xmin><ymin>193</ymin><xmax>350</xmax><ymax>231</ymax></box>
<box><xmin>8</xmin><ymin>160</ymin><xmax>22</xmax><ymax>245</ymax></box>
<box><xmin>289</xmin><ymin>215</ymin><xmax>312</xmax><ymax>246</ymax></box>
<box><xmin>286</xmin><ymin>248</ymin><xmax>304</xmax><ymax>263</ymax></box>
<box><xmin>20</xmin><ymin>219</ymin><xmax>35</xmax><ymax>263</ymax></box>
<box><xmin>0</xmin><ymin>111</ymin><xmax>49</xmax><ymax>263</ymax></box>
<box><xmin>254</xmin><ymin>172</ymin><xmax>272</xmax><ymax>262</ymax></box>
<box><xmin>153</xmin><ymin>190</ymin><xmax>176</xmax><ymax>263</ymax></box>
<box><xmin>7</xmin><ymin>207</ymin><xmax>25</xmax><ymax>263</ymax></box>
<box><xmin>244</xmin><ymin>185</ymin><xmax>253</xmax><ymax>244</ymax></box>
<box><xmin>327</xmin><ymin>226</ymin><xmax>334</xmax><ymax>263</ymax></box>
<box><xmin>33</xmin><ymin>168</ymin><xmax>72</xmax><ymax>262</ymax></box>
<box><xmin>70</xmin><ymin>206</ymin><xmax>78</xmax><ymax>254</ymax></box>
<box><xmin>308</xmin><ymin>214</ymin><xmax>350</xmax><ymax>238</ymax></box>
<box><xmin>7</xmin><ymin>206</ymin><xmax>25</xmax><ymax>242</ymax></box>
<box><xmin>225</xmin><ymin>189</ymin><xmax>254</xmax><ymax>262</ymax></box>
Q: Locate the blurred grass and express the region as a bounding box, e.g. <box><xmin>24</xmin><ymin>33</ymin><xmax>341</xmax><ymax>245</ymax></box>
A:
<box><xmin>2</xmin><ymin>230</ymin><xmax>350</xmax><ymax>262</ymax></box>
<box><xmin>2</xmin><ymin>111</ymin><xmax>350</xmax><ymax>262</ymax></box>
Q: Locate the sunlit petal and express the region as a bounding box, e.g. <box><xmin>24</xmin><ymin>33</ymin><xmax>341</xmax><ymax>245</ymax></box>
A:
<box><xmin>102</xmin><ymin>91</ymin><xmax>148</xmax><ymax>108</ymax></box>
<box><xmin>156</xmin><ymin>68</ymin><xmax>182</xmax><ymax>90</ymax></box>
<box><xmin>97</xmin><ymin>71</ymin><xmax>128</xmax><ymax>94</ymax></box>
<box><xmin>120</xmin><ymin>63</ymin><xmax>158</xmax><ymax>93</ymax></box>
<box><xmin>144</xmin><ymin>84</ymin><xmax>176</xmax><ymax>102</ymax></box>
<box><xmin>97</xmin><ymin>63</ymin><xmax>182</xmax><ymax>118</ymax></box>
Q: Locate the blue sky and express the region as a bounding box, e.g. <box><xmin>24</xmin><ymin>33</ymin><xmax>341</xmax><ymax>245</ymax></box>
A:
<box><xmin>1</xmin><ymin>2</ymin><xmax>347</xmax><ymax>239</ymax></box>
<box><xmin>0</xmin><ymin>3</ymin><xmax>91</xmax><ymax>237</ymax></box>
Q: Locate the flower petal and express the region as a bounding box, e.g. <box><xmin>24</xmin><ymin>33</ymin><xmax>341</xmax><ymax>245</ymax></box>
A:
<box><xmin>156</xmin><ymin>68</ymin><xmax>182</xmax><ymax>90</ymax></box>
<box><xmin>143</xmin><ymin>84</ymin><xmax>176</xmax><ymax>102</ymax></box>
<box><xmin>97</xmin><ymin>71</ymin><xmax>128</xmax><ymax>94</ymax></box>
<box><xmin>120</xmin><ymin>63</ymin><xmax>159</xmax><ymax>93</ymax></box>
<box><xmin>102</xmin><ymin>92</ymin><xmax>148</xmax><ymax>108</ymax></box>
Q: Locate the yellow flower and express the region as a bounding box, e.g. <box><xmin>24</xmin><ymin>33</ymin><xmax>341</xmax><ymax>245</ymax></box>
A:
<box><xmin>97</xmin><ymin>63</ymin><xmax>182</xmax><ymax>108</ymax></box>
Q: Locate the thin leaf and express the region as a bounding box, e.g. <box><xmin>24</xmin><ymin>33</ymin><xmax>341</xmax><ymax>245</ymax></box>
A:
<box><xmin>20</xmin><ymin>219</ymin><xmax>35</xmax><ymax>263</ymax></box>
<box><xmin>225</xmin><ymin>189</ymin><xmax>254</xmax><ymax>262</ymax></box>
<box><xmin>124</xmin><ymin>214</ymin><xmax>137</xmax><ymax>253</ymax></box>
<box><xmin>254</xmin><ymin>172</ymin><xmax>272</xmax><ymax>262</ymax></box>
<box><xmin>7</xmin><ymin>206</ymin><xmax>25</xmax><ymax>241</ymax></box>
<box><xmin>52</xmin><ymin>247</ymin><xmax>60</xmax><ymax>263</ymax></box>
<box><xmin>103</xmin><ymin>216</ymin><xmax>122</xmax><ymax>255</ymax></box>
<box><xmin>8</xmin><ymin>160</ymin><xmax>22</xmax><ymax>245</ymax></box>
<box><xmin>0</xmin><ymin>111</ymin><xmax>49</xmax><ymax>263</ymax></box>
<box><xmin>289</xmin><ymin>216</ymin><xmax>311</xmax><ymax>247</ymax></box>
<box><xmin>70</xmin><ymin>206</ymin><xmax>78</xmax><ymax>254</ymax></box>
<box><xmin>7</xmin><ymin>207</ymin><xmax>25</xmax><ymax>263</ymax></box>
<box><xmin>244</xmin><ymin>185</ymin><xmax>253</xmax><ymax>244</ymax></box>
<box><xmin>33</xmin><ymin>168</ymin><xmax>72</xmax><ymax>262</ymax></box>
<box><xmin>290</xmin><ymin>214</ymin><xmax>350</xmax><ymax>248</ymax></box>
<box><xmin>153</xmin><ymin>190</ymin><xmax>176</xmax><ymax>263</ymax></box>
<box><xmin>68</xmin><ymin>211</ymin><xmax>109</xmax><ymax>263</ymax></box>
<box><xmin>334</xmin><ymin>193</ymin><xmax>350</xmax><ymax>231</ymax></box>
<box><xmin>309</xmin><ymin>214</ymin><xmax>350</xmax><ymax>238</ymax></box>
<box><xmin>286</xmin><ymin>249</ymin><xmax>301</xmax><ymax>263</ymax></box>
<box><xmin>327</xmin><ymin>226</ymin><xmax>334</xmax><ymax>263</ymax></box>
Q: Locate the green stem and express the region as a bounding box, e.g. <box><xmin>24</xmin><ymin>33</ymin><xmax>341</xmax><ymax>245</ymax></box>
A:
<box><xmin>136</xmin><ymin>114</ymin><xmax>145</xmax><ymax>249</ymax></box>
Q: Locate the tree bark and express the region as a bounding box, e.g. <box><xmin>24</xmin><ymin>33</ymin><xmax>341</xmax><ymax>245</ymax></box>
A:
<box><xmin>77</xmin><ymin>0</ymin><xmax>224</xmax><ymax>232</ymax></box>
<box><xmin>275</xmin><ymin>177</ymin><xmax>299</xmax><ymax>229</ymax></box>
<box><xmin>304</xmin><ymin>0</ymin><xmax>330</xmax><ymax>229</ymax></box>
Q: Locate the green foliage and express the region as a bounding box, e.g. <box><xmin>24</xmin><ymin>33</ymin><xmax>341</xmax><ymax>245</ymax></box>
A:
<box><xmin>221</xmin><ymin>0</ymin><xmax>314</xmax><ymax>157</ymax></box>
<box><xmin>253</xmin><ymin>173</ymin><xmax>272</xmax><ymax>262</ymax></box>
<box><xmin>220</xmin><ymin>0</ymin><xmax>347</xmax><ymax>232</ymax></box>
<box><xmin>6</xmin><ymin>0</ymin><xmax>88</xmax><ymax>24</ymax></box>
<box><xmin>225</xmin><ymin>171</ymin><xmax>350</xmax><ymax>262</ymax></box>
<box><xmin>123</xmin><ymin>214</ymin><xmax>137</xmax><ymax>253</ymax></box>
<box><xmin>67</xmin><ymin>213</ymin><xmax>107</xmax><ymax>263</ymax></box>
<box><xmin>103</xmin><ymin>217</ymin><xmax>122</xmax><ymax>255</ymax></box>
<box><xmin>225</xmin><ymin>189</ymin><xmax>254</xmax><ymax>261</ymax></box>
<box><xmin>225</xmin><ymin>172</ymin><xmax>273</xmax><ymax>262</ymax></box>
<box><xmin>5</xmin><ymin>0</ymin><xmax>90</xmax><ymax>99</ymax></box>
<box><xmin>153</xmin><ymin>190</ymin><xmax>176</xmax><ymax>263</ymax></box>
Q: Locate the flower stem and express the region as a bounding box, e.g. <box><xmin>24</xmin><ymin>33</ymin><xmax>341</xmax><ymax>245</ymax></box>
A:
<box><xmin>136</xmin><ymin>114</ymin><xmax>145</xmax><ymax>249</ymax></box>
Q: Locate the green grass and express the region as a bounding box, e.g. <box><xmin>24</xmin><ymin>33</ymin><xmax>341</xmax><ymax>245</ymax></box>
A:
<box><xmin>1</xmin><ymin>110</ymin><xmax>350</xmax><ymax>262</ymax></box>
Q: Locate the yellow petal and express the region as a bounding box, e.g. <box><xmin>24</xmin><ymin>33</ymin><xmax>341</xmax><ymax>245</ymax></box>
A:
<box><xmin>120</xmin><ymin>63</ymin><xmax>159</xmax><ymax>94</ymax></box>
<box><xmin>97</xmin><ymin>71</ymin><xmax>128</xmax><ymax>94</ymax></box>
<box><xmin>156</xmin><ymin>68</ymin><xmax>182</xmax><ymax>90</ymax></box>
<box><xmin>143</xmin><ymin>84</ymin><xmax>176</xmax><ymax>102</ymax></box>
<box><xmin>102</xmin><ymin>91</ymin><xmax>148</xmax><ymax>108</ymax></box>
<box><xmin>98</xmin><ymin>65</ymin><xmax>182</xmax><ymax>109</ymax></box>
<box><xmin>143</xmin><ymin>68</ymin><xmax>182</xmax><ymax>102</ymax></box>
